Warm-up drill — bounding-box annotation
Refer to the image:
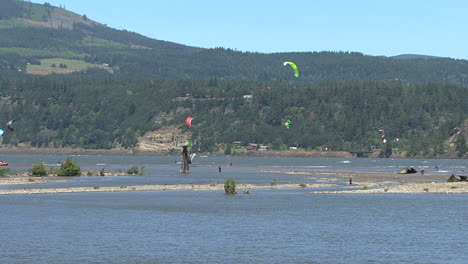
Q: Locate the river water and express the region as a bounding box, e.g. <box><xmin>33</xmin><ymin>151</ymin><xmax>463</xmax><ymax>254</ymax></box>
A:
<box><xmin>1</xmin><ymin>154</ymin><xmax>467</xmax><ymax>263</ymax></box>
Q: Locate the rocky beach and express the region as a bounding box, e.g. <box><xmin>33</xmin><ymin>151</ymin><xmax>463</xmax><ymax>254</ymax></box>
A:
<box><xmin>0</xmin><ymin>175</ymin><xmax>336</xmax><ymax>194</ymax></box>
<box><xmin>258</xmin><ymin>169</ymin><xmax>468</xmax><ymax>194</ymax></box>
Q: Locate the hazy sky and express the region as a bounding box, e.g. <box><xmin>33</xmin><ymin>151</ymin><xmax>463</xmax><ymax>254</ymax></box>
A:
<box><xmin>29</xmin><ymin>0</ymin><xmax>468</xmax><ymax>59</ymax></box>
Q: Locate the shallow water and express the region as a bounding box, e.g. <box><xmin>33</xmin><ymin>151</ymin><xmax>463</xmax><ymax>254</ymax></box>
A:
<box><xmin>3</xmin><ymin>153</ymin><xmax>467</xmax><ymax>173</ymax></box>
<box><xmin>1</xmin><ymin>154</ymin><xmax>466</xmax><ymax>190</ymax></box>
<box><xmin>1</xmin><ymin>154</ymin><xmax>467</xmax><ymax>263</ymax></box>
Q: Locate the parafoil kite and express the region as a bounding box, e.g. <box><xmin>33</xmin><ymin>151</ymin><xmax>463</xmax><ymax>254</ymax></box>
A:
<box><xmin>285</xmin><ymin>120</ymin><xmax>292</xmax><ymax>129</ymax></box>
<box><xmin>378</xmin><ymin>129</ymin><xmax>385</xmax><ymax>138</ymax></box>
<box><xmin>283</xmin><ymin>61</ymin><xmax>299</xmax><ymax>77</ymax></box>
<box><xmin>6</xmin><ymin>120</ymin><xmax>14</xmax><ymax>131</ymax></box>
<box><xmin>185</xmin><ymin>117</ymin><xmax>193</xmax><ymax>128</ymax></box>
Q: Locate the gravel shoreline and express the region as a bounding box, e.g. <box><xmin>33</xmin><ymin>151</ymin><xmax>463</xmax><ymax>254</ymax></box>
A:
<box><xmin>0</xmin><ymin>181</ymin><xmax>336</xmax><ymax>195</ymax></box>
<box><xmin>266</xmin><ymin>170</ymin><xmax>468</xmax><ymax>194</ymax></box>
<box><xmin>1</xmin><ymin>170</ymin><xmax>467</xmax><ymax>195</ymax></box>
<box><xmin>312</xmin><ymin>181</ymin><xmax>468</xmax><ymax>194</ymax></box>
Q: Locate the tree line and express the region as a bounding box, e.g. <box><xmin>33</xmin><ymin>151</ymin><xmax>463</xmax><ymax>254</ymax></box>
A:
<box><xmin>0</xmin><ymin>72</ymin><xmax>467</xmax><ymax>157</ymax></box>
<box><xmin>0</xmin><ymin>0</ymin><xmax>467</xmax><ymax>157</ymax></box>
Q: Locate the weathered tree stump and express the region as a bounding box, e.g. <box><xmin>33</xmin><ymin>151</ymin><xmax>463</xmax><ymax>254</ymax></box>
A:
<box><xmin>180</xmin><ymin>146</ymin><xmax>190</xmax><ymax>173</ymax></box>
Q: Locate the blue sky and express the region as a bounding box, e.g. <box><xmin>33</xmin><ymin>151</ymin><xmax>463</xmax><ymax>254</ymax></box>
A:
<box><xmin>29</xmin><ymin>0</ymin><xmax>468</xmax><ymax>59</ymax></box>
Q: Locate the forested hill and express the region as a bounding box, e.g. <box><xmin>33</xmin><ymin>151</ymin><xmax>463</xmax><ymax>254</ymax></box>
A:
<box><xmin>0</xmin><ymin>0</ymin><xmax>467</xmax><ymax>158</ymax></box>
<box><xmin>1</xmin><ymin>0</ymin><xmax>468</xmax><ymax>84</ymax></box>
<box><xmin>1</xmin><ymin>74</ymin><xmax>467</xmax><ymax>158</ymax></box>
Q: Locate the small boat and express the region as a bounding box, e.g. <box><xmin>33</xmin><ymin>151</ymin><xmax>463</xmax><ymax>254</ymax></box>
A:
<box><xmin>0</xmin><ymin>161</ymin><xmax>9</xmax><ymax>166</ymax></box>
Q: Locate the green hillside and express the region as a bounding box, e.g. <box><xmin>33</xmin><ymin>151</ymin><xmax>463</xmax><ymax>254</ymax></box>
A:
<box><xmin>0</xmin><ymin>0</ymin><xmax>467</xmax><ymax>157</ymax></box>
<box><xmin>1</xmin><ymin>0</ymin><xmax>468</xmax><ymax>83</ymax></box>
<box><xmin>0</xmin><ymin>73</ymin><xmax>467</xmax><ymax>157</ymax></box>
<box><xmin>0</xmin><ymin>0</ymin><xmax>198</xmax><ymax>76</ymax></box>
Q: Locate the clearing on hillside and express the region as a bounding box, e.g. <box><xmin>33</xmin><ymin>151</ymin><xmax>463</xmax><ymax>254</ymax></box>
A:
<box><xmin>26</xmin><ymin>58</ymin><xmax>114</xmax><ymax>75</ymax></box>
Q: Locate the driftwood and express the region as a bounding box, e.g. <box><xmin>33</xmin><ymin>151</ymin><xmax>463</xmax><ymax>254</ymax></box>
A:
<box><xmin>398</xmin><ymin>167</ymin><xmax>417</xmax><ymax>174</ymax></box>
<box><xmin>447</xmin><ymin>174</ymin><xmax>468</xmax><ymax>182</ymax></box>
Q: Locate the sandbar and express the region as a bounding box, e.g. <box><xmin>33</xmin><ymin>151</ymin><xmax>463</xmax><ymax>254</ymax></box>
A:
<box><xmin>265</xmin><ymin>170</ymin><xmax>468</xmax><ymax>194</ymax></box>
<box><xmin>0</xmin><ymin>179</ymin><xmax>335</xmax><ymax>195</ymax></box>
<box><xmin>1</xmin><ymin>169</ymin><xmax>467</xmax><ymax>194</ymax></box>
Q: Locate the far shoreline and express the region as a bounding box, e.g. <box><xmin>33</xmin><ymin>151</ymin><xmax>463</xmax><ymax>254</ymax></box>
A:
<box><xmin>0</xmin><ymin>146</ymin><xmax>354</xmax><ymax>157</ymax></box>
<box><xmin>0</xmin><ymin>147</ymin><xmax>135</xmax><ymax>156</ymax></box>
<box><xmin>0</xmin><ymin>146</ymin><xmax>463</xmax><ymax>159</ymax></box>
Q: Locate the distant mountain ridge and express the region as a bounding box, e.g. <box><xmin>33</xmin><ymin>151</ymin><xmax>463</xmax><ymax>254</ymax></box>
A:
<box><xmin>0</xmin><ymin>0</ymin><xmax>198</xmax><ymax>51</ymax></box>
<box><xmin>1</xmin><ymin>0</ymin><xmax>468</xmax><ymax>85</ymax></box>
<box><xmin>391</xmin><ymin>54</ymin><xmax>444</xmax><ymax>60</ymax></box>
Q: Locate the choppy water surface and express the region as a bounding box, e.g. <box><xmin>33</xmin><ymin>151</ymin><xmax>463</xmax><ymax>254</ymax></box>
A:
<box><xmin>1</xmin><ymin>154</ymin><xmax>467</xmax><ymax>263</ymax></box>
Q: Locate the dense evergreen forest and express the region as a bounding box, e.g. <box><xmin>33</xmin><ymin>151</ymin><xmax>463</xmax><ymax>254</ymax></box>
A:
<box><xmin>0</xmin><ymin>0</ymin><xmax>467</xmax><ymax>157</ymax></box>
<box><xmin>0</xmin><ymin>72</ymin><xmax>467</xmax><ymax>157</ymax></box>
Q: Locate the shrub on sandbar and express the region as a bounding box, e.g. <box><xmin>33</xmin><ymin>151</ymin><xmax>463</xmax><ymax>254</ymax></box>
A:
<box><xmin>30</xmin><ymin>163</ymin><xmax>48</xmax><ymax>176</ymax></box>
<box><xmin>224</xmin><ymin>178</ymin><xmax>237</xmax><ymax>195</ymax></box>
<box><xmin>57</xmin><ymin>157</ymin><xmax>81</xmax><ymax>176</ymax></box>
